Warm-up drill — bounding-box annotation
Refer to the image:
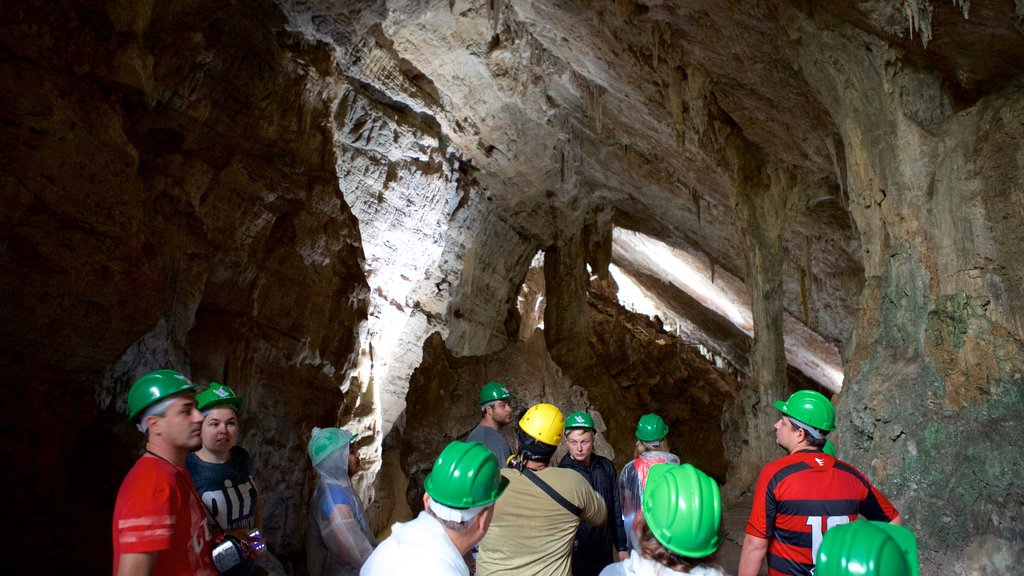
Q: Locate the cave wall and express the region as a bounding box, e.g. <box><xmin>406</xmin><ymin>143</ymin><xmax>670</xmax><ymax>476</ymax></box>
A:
<box><xmin>400</xmin><ymin>282</ymin><xmax>740</xmax><ymax>516</ymax></box>
<box><xmin>783</xmin><ymin>6</ymin><xmax>1024</xmax><ymax>572</ymax></box>
<box><xmin>3</xmin><ymin>0</ymin><xmax>1023</xmax><ymax>574</ymax></box>
<box><xmin>1</xmin><ymin>0</ymin><xmax>369</xmax><ymax>571</ymax></box>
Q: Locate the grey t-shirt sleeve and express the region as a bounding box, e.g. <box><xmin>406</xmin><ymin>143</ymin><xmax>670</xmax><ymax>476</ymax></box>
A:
<box><xmin>466</xmin><ymin>425</ymin><xmax>512</xmax><ymax>468</ymax></box>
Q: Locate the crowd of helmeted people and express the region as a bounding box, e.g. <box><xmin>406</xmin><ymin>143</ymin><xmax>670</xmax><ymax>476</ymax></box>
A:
<box><xmin>112</xmin><ymin>371</ymin><xmax>919</xmax><ymax>576</ymax></box>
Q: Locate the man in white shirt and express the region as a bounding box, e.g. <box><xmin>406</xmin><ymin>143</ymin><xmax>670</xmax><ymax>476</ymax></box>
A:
<box><xmin>361</xmin><ymin>440</ymin><xmax>508</xmax><ymax>576</ymax></box>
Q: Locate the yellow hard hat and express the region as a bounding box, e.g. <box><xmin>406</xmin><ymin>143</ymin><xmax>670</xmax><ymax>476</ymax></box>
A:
<box><xmin>518</xmin><ymin>403</ymin><xmax>564</xmax><ymax>446</ymax></box>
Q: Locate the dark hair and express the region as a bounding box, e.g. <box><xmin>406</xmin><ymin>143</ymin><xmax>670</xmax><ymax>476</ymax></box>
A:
<box><xmin>516</xmin><ymin>429</ymin><xmax>556</xmax><ymax>462</ymax></box>
<box><xmin>635</xmin><ymin>515</ymin><xmax>722</xmax><ymax>573</ymax></box>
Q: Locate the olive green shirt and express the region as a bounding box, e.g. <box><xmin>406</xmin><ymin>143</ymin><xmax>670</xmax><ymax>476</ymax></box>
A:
<box><xmin>477</xmin><ymin>466</ymin><xmax>607</xmax><ymax>576</ymax></box>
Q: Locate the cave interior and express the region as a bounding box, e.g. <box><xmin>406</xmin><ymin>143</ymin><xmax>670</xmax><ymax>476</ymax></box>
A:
<box><xmin>2</xmin><ymin>0</ymin><xmax>1023</xmax><ymax>574</ymax></box>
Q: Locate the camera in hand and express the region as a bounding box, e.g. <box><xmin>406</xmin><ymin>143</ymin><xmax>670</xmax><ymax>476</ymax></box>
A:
<box><xmin>211</xmin><ymin>529</ymin><xmax>263</xmax><ymax>575</ymax></box>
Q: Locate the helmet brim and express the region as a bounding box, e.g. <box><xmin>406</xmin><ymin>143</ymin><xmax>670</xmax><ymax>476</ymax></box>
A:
<box><xmin>199</xmin><ymin>396</ymin><xmax>243</xmax><ymax>412</ymax></box>
<box><xmin>129</xmin><ymin>386</ymin><xmax>196</xmax><ymax>422</ymax></box>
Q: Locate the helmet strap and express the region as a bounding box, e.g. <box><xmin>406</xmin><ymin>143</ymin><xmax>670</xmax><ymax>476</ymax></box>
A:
<box><xmin>517</xmin><ymin>429</ymin><xmax>556</xmax><ymax>462</ymax></box>
<box><xmin>788</xmin><ymin>417</ymin><xmax>825</xmax><ymax>439</ymax></box>
<box><xmin>428</xmin><ymin>499</ymin><xmax>487</xmax><ymax>522</ymax></box>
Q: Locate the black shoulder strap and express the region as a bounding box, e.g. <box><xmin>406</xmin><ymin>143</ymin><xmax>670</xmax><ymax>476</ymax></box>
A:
<box><xmin>522</xmin><ymin>467</ymin><xmax>582</xmax><ymax>517</ymax></box>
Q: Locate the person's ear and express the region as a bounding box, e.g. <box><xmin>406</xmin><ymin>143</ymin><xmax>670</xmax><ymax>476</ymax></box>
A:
<box><xmin>145</xmin><ymin>414</ymin><xmax>161</xmax><ymax>435</ymax></box>
<box><xmin>474</xmin><ymin>506</ymin><xmax>494</xmax><ymax>536</ymax></box>
<box><xmin>422</xmin><ymin>493</ymin><xmax>432</xmax><ymax>510</ymax></box>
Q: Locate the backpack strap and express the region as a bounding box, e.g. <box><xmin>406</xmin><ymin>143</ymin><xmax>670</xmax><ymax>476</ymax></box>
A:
<box><xmin>522</xmin><ymin>468</ymin><xmax>582</xmax><ymax>517</ymax></box>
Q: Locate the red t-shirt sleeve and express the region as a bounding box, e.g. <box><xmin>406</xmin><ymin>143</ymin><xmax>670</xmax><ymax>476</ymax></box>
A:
<box><xmin>745</xmin><ymin>464</ymin><xmax>773</xmax><ymax>538</ymax></box>
<box><xmin>862</xmin><ymin>475</ymin><xmax>900</xmax><ymax>521</ymax></box>
<box><xmin>116</xmin><ymin>465</ymin><xmax>180</xmax><ymax>554</ymax></box>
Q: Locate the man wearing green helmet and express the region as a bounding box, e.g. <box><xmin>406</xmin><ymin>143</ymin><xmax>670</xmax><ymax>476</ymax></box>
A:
<box><xmin>601</xmin><ymin>463</ymin><xmax>728</xmax><ymax>576</ymax></box>
<box><xmin>361</xmin><ymin>440</ymin><xmax>509</xmax><ymax>575</ymax></box>
<box><xmin>476</xmin><ymin>403</ymin><xmax>607</xmax><ymax>576</ymax></box>
<box><xmin>618</xmin><ymin>413</ymin><xmax>680</xmax><ymax>551</ymax></box>
<box><xmin>307</xmin><ymin>427</ymin><xmax>375</xmax><ymax>576</ymax></box>
<box><xmin>467</xmin><ymin>381</ymin><xmax>515</xmax><ymax>468</ymax></box>
<box><xmin>738</xmin><ymin>390</ymin><xmax>902</xmax><ymax>576</ymax></box>
<box><xmin>113</xmin><ymin>369</ymin><xmax>217</xmax><ymax>575</ymax></box>
<box><xmin>557</xmin><ymin>410</ymin><xmax>629</xmax><ymax>576</ymax></box>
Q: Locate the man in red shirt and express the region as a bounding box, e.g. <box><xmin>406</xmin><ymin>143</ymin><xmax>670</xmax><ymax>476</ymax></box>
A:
<box><xmin>112</xmin><ymin>369</ymin><xmax>216</xmax><ymax>576</ymax></box>
<box><xmin>738</xmin><ymin>390</ymin><xmax>903</xmax><ymax>576</ymax></box>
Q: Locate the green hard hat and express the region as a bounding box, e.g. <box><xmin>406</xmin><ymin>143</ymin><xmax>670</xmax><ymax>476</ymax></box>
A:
<box><xmin>636</xmin><ymin>413</ymin><xmax>669</xmax><ymax>443</ymax></box>
<box><xmin>196</xmin><ymin>381</ymin><xmax>243</xmax><ymax>412</ymax></box>
<box><xmin>773</xmin><ymin>390</ymin><xmax>836</xmax><ymax>432</ymax></box>
<box><xmin>127</xmin><ymin>369</ymin><xmax>196</xmax><ymax>422</ymax></box>
<box><xmin>816</xmin><ymin>519</ymin><xmax>919</xmax><ymax>576</ymax></box>
<box><xmin>642</xmin><ymin>463</ymin><xmax>722</xmax><ymax>558</ymax></box>
<box><xmin>823</xmin><ymin>439</ymin><xmax>837</xmax><ymax>457</ymax></box>
<box><xmin>565</xmin><ymin>411</ymin><xmax>595</xmax><ymax>432</ymax></box>
<box><xmin>479</xmin><ymin>381</ymin><xmax>511</xmax><ymax>405</ymax></box>
<box><xmin>308</xmin><ymin>427</ymin><xmax>355</xmax><ymax>467</ymax></box>
<box><xmin>424</xmin><ymin>440</ymin><xmax>509</xmax><ymax>509</ymax></box>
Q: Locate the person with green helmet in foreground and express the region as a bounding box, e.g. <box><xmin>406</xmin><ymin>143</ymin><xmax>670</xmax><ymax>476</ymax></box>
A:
<box><xmin>467</xmin><ymin>381</ymin><xmax>515</xmax><ymax>468</ymax></box>
<box><xmin>361</xmin><ymin>441</ymin><xmax>509</xmax><ymax>576</ymax></box>
<box><xmin>600</xmin><ymin>463</ymin><xmax>728</xmax><ymax>576</ymax></box>
<box><xmin>186</xmin><ymin>382</ymin><xmax>266</xmax><ymax>573</ymax></box>
<box><xmin>619</xmin><ymin>413</ymin><xmax>680</xmax><ymax>551</ymax></box>
<box><xmin>476</xmin><ymin>403</ymin><xmax>607</xmax><ymax>576</ymax></box>
<box><xmin>557</xmin><ymin>410</ymin><xmax>629</xmax><ymax>575</ymax></box>
<box><xmin>307</xmin><ymin>427</ymin><xmax>375</xmax><ymax>576</ymax></box>
<box><xmin>816</xmin><ymin>519</ymin><xmax>919</xmax><ymax>576</ymax></box>
<box><xmin>112</xmin><ymin>369</ymin><xmax>217</xmax><ymax>576</ymax></box>
<box><xmin>738</xmin><ymin>390</ymin><xmax>903</xmax><ymax>576</ymax></box>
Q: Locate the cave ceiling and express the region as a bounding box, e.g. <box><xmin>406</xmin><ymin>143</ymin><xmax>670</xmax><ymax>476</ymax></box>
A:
<box><xmin>276</xmin><ymin>0</ymin><xmax>1023</xmax><ymax>388</ymax></box>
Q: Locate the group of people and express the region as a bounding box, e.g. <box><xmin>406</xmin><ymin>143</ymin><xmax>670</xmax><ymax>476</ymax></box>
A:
<box><xmin>112</xmin><ymin>369</ymin><xmax>263</xmax><ymax>576</ymax></box>
<box><xmin>111</xmin><ymin>371</ymin><xmax>920</xmax><ymax>576</ymax></box>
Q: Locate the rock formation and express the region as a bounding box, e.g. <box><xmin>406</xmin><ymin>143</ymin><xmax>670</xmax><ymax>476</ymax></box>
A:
<box><xmin>1</xmin><ymin>0</ymin><xmax>1022</xmax><ymax>573</ymax></box>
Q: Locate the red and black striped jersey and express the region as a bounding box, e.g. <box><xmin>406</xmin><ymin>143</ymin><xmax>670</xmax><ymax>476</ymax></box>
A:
<box><xmin>745</xmin><ymin>449</ymin><xmax>899</xmax><ymax>576</ymax></box>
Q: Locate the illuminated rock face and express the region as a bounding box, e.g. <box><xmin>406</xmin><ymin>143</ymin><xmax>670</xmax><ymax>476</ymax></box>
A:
<box><xmin>3</xmin><ymin>0</ymin><xmax>1024</xmax><ymax>573</ymax></box>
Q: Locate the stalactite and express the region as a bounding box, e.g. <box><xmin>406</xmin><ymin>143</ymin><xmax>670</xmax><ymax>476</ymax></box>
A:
<box><xmin>800</xmin><ymin>268</ymin><xmax>810</xmax><ymax>326</ymax></box>
<box><xmin>690</xmin><ymin>187</ymin><xmax>702</xmax><ymax>227</ymax></box>
<box><xmin>803</xmin><ymin>235</ymin><xmax>813</xmax><ymax>326</ymax></box>
<box><xmin>903</xmin><ymin>0</ymin><xmax>972</xmax><ymax>49</ymax></box>
<box><xmin>583</xmin><ymin>82</ymin><xmax>606</xmax><ymax>132</ymax></box>
<box><xmin>488</xmin><ymin>0</ymin><xmax>504</xmax><ymax>36</ymax></box>
<box><xmin>555</xmin><ymin>112</ymin><xmax>581</xmax><ymax>186</ymax></box>
<box><xmin>621</xmin><ymin>142</ymin><xmax>634</xmax><ymax>170</ymax></box>
<box><xmin>651</xmin><ymin>21</ymin><xmax>662</xmax><ymax>67</ymax></box>
<box><xmin>669</xmin><ymin>67</ymin><xmax>686</xmax><ymax>146</ymax></box>
<box><xmin>687</xmin><ymin>66</ymin><xmax>710</xmax><ymax>139</ymax></box>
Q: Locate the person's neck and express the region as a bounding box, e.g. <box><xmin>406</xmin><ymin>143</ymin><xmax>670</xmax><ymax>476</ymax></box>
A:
<box><xmin>446</xmin><ymin>527</ymin><xmax>479</xmax><ymax>556</ymax></box>
<box><xmin>146</xmin><ymin>442</ymin><xmax>188</xmax><ymax>468</ymax></box>
<box><xmin>197</xmin><ymin>446</ymin><xmax>232</xmax><ymax>464</ymax></box>
<box><xmin>788</xmin><ymin>441</ymin><xmax>813</xmax><ymax>455</ymax></box>
<box><xmin>479</xmin><ymin>416</ymin><xmax>500</xmax><ymax>430</ymax></box>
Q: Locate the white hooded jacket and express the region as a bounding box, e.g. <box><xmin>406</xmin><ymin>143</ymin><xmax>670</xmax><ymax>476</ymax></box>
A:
<box><xmin>360</xmin><ymin>511</ymin><xmax>468</xmax><ymax>576</ymax></box>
